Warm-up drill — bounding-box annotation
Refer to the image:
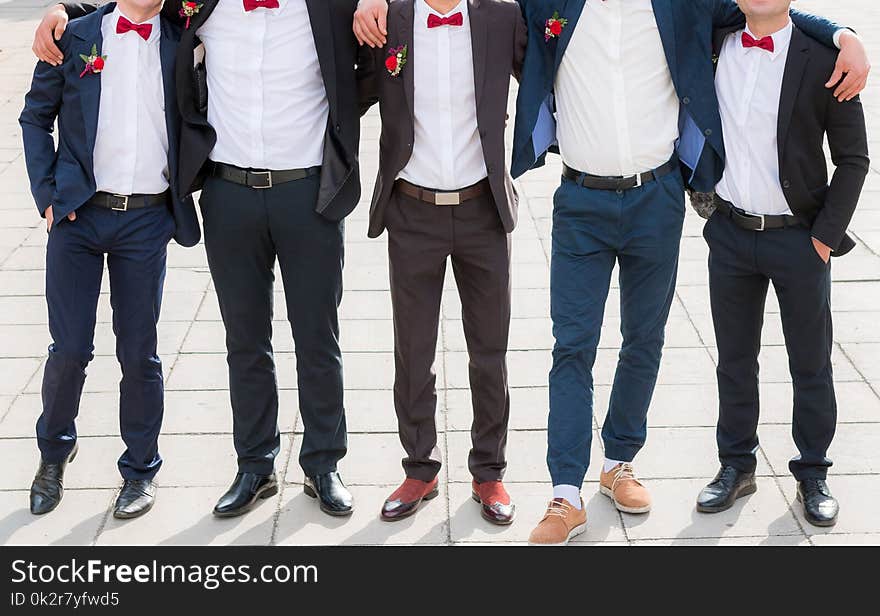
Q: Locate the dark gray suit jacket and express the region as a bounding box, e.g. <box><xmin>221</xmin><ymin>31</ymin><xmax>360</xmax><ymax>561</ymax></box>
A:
<box><xmin>364</xmin><ymin>0</ymin><xmax>527</xmax><ymax>238</ymax></box>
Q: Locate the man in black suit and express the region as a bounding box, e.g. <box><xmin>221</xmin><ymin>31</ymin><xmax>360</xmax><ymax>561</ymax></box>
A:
<box><xmin>34</xmin><ymin>0</ymin><xmax>388</xmax><ymax>518</ymax></box>
<box><xmin>695</xmin><ymin>0</ymin><xmax>869</xmax><ymax>527</ymax></box>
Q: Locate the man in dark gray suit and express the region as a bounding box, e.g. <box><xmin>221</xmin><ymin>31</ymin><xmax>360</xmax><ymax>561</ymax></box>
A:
<box><xmin>363</xmin><ymin>0</ymin><xmax>526</xmax><ymax>525</ymax></box>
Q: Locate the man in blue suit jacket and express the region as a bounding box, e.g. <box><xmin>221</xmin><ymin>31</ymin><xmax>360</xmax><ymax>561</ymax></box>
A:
<box><xmin>19</xmin><ymin>0</ymin><xmax>199</xmax><ymax>520</ymax></box>
<box><xmin>505</xmin><ymin>0</ymin><xmax>867</xmax><ymax>546</ymax></box>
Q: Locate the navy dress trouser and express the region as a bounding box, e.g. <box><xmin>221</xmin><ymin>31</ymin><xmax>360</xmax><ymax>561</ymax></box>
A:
<box><xmin>547</xmin><ymin>169</ymin><xmax>685</xmax><ymax>487</ymax></box>
<box><xmin>705</xmin><ymin>212</ymin><xmax>836</xmax><ymax>480</ymax></box>
<box><xmin>199</xmin><ymin>173</ymin><xmax>347</xmax><ymax>478</ymax></box>
<box><xmin>37</xmin><ymin>203</ymin><xmax>175</xmax><ymax>481</ymax></box>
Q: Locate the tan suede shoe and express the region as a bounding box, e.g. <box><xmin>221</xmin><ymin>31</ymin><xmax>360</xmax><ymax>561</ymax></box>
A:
<box><xmin>527</xmin><ymin>498</ymin><xmax>587</xmax><ymax>546</ymax></box>
<box><xmin>600</xmin><ymin>463</ymin><xmax>651</xmax><ymax>514</ymax></box>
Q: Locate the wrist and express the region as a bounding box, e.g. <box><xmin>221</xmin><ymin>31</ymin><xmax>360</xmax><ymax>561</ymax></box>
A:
<box><xmin>836</xmin><ymin>29</ymin><xmax>858</xmax><ymax>49</ymax></box>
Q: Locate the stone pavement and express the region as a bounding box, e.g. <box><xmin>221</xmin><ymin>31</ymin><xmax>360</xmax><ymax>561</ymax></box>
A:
<box><xmin>0</xmin><ymin>0</ymin><xmax>879</xmax><ymax>546</ymax></box>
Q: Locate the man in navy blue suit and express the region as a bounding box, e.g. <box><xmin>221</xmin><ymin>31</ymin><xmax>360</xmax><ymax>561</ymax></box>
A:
<box><xmin>501</xmin><ymin>0</ymin><xmax>867</xmax><ymax>545</ymax></box>
<box><xmin>20</xmin><ymin>0</ymin><xmax>199</xmax><ymax>520</ymax></box>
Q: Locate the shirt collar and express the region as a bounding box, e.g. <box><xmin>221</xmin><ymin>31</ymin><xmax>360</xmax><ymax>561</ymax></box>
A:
<box><xmin>743</xmin><ymin>19</ymin><xmax>793</xmax><ymax>61</ymax></box>
<box><xmin>417</xmin><ymin>0</ymin><xmax>468</xmax><ymax>21</ymax></box>
<box><xmin>111</xmin><ymin>6</ymin><xmax>161</xmax><ymax>44</ymax></box>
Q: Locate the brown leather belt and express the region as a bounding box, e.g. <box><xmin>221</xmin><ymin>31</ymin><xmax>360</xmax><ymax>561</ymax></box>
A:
<box><xmin>394</xmin><ymin>178</ymin><xmax>489</xmax><ymax>206</ymax></box>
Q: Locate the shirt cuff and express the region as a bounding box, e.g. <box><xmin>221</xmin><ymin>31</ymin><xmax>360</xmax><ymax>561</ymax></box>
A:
<box><xmin>833</xmin><ymin>28</ymin><xmax>849</xmax><ymax>49</ymax></box>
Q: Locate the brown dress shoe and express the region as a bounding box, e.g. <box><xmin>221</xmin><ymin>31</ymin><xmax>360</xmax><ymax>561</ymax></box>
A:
<box><xmin>600</xmin><ymin>463</ymin><xmax>651</xmax><ymax>514</ymax></box>
<box><xmin>528</xmin><ymin>498</ymin><xmax>587</xmax><ymax>546</ymax></box>
<box><xmin>380</xmin><ymin>477</ymin><xmax>439</xmax><ymax>522</ymax></box>
<box><xmin>471</xmin><ymin>480</ymin><xmax>515</xmax><ymax>525</ymax></box>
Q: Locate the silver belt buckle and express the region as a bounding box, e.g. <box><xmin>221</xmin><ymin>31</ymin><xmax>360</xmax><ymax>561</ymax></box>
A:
<box><xmin>434</xmin><ymin>191</ymin><xmax>461</xmax><ymax>206</ymax></box>
<box><xmin>251</xmin><ymin>170</ymin><xmax>273</xmax><ymax>189</ymax></box>
<box><xmin>756</xmin><ymin>214</ymin><xmax>765</xmax><ymax>231</ymax></box>
<box><xmin>111</xmin><ymin>194</ymin><xmax>129</xmax><ymax>211</ymax></box>
<box><xmin>634</xmin><ymin>172</ymin><xmax>643</xmax><ymax>188</ymax></box>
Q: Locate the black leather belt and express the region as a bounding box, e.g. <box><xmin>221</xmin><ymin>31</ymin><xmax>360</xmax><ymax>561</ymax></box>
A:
<box><xmin>87</xmin><ymin>191</ymin><xmax>169</xmax><ymax>211</ymax></box>
<box><xmin>394</xmin><ymin>178</ymin><xmax>489</xmax><ymax>206</ymax></box>
<box><xmin>563</xmin><ymin>158</ymin><xmax>678</xmax><ymax>191</ymax></box>
<box><xmin>714</xmin><ymin>196</ymin><xmax>806</xmax><ymax>231</ymax></box>
<box><xmin>211</xmin><ymin>162</ymin><xmax>320</xmax><ymax>189</ymax></box>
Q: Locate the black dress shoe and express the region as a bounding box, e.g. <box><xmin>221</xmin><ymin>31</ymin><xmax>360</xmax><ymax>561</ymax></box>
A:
<box><xmin>304</xmin><ymin>472</ymin><xmax>353</xmax><ymax>517</ymax></box>
<box><xmin>114</xmin><ymin>479</ymin><xmax>157</xmax><ymax>519</ymax></box>
<box><xmin>696</xmin><ymin>466</ymin><xmax>757</xmax><ymax>513</ymax></box>
<box><xmin>30</xmin><ymin>444</ymin><xmax>79</xmax><ymax>516</ymax></box>
<box><xmin>797</xmin><ymin>479</ymin><xmax>838</xmax><ymax>527</ymax></box>
<box><xmin>213</xmin><ymin>472</ymin><xmax>278</xmax><ymax>518</ymax></box>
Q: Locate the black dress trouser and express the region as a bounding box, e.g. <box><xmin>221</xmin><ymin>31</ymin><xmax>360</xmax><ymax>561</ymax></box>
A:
<box><xmin>199</xmin><ymin>172</ymin><xmax>347</xmax><ymax>477</ymax></box>
<box><xmin>705</xmin><ymin>211</ymin><xmax>836</xmax><ymax>481</ymax></box>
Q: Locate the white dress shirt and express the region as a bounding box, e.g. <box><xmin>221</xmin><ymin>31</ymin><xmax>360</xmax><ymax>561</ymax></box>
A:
<box><xmin>93</xmin><ymin>7</ymin><xmax>169</xmax><ymax>196</ymax></box>
<box><xmin>715</xmin><ymin>22</ymin><xmax>794</xmax><ymax>216</ymax></box>
<box><xmin>197</xmin><ymin>0</ymin><xmax>328</xmax><ymax>170</ymax></box>
<box><xmin>398</xmin><ymin>0</ymin><xmax>487</xmax><ymax>190</ymax></box>
<box><xmin>555</xmin><ymin>0</ymin><xmax>680</xmax><ymax>176</ymax></box>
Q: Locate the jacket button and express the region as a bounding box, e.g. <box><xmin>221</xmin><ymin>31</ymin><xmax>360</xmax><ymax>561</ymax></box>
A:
<box><xmin>682</xmin><ymin>96</ymin><xmax>691</xmax><ymax>105</ymax></box>
<box><xmin>704</xmin><ymin>129</ymin><xmax>713</xmax><ymax>136</ymax></box>
<box><xmin>783</xmin><ymin>180</ymin><xmax>791</xmax><ymax>188</ymax></box>
<box><xmin>335</xmin><ymin>124</ymin><xmax>341</xmax><ymax>132</ymax></box>
<box><xmin>488</xmin><ymin>165</ymin><xmax>495</xmax><ymax>174</ymax></box>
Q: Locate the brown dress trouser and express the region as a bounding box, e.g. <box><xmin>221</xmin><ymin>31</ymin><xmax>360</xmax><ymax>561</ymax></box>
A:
<box><xmin>385</xmin><ymin>186</ymin><xmax>512</xmax><ymax>483</ymax></box>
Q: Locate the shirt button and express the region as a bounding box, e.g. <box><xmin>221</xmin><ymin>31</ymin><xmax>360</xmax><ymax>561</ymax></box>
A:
<box><xmin>682</xmin><ymin>96</ymin><xmax>691</xmax><ymax>105</ymax></box>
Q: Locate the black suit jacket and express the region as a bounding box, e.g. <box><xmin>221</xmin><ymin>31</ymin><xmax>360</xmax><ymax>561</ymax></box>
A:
<box><xmin>713</xmin><ymin>25</ymin><xmax>870</xmax><ymax>255</ymax></box>
<box><xmin>65</xmin><ymin>0</ymin><xmax>377</xmax><ymax>222</ymax></box>
<box><xmin>363</xmin><ymin>0</ymin><xmax>527</xmax><ymax>239</ymax></box>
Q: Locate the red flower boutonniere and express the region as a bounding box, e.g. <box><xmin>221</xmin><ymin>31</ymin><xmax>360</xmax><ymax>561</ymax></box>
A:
<box><xmin>179</xmin><ymin>1</ymin><xmax>203</xmax><ymax>30</ymax></box>
<box><xmin>545</xmin><ymin>11</ymin><xmax>568</xmax><ymax>42</ymax></box>
<box><xmin>385</xmin><ymin>44</ymin><xmax>407</xmax><ymax>77</ymax></box>
<box><xmin>78</xmin><ymin>44</ymin><xmax>106</xmax><ymax>78</ymax></box>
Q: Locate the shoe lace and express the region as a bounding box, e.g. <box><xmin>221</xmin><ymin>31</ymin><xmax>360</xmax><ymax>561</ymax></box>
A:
<box><xmin>544</xmin><ymin>499</ymin><xmax>572</xmax><ymax>519</ymax></box>
<box><xmin>611</xmin><ymin>463</ymin><xmax>641</xmax><ymax>492</ymax></box>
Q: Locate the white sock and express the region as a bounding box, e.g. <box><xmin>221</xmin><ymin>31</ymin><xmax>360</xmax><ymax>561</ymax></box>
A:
<box><xmin>604</xmin><ymin>458</ymin><xmax>626</xmax><ymax>473</ymax></box>
<box><xmin>552</xmin><ymin>484</ymin><xmax>582</xmax><ymax>509</ymax></box>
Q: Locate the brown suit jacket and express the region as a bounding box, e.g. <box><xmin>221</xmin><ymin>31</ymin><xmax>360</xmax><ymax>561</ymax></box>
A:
<box><xmin>365</xmin><ymin>0</ymin><xmax>527</xmax><ymax>239</ymax></box>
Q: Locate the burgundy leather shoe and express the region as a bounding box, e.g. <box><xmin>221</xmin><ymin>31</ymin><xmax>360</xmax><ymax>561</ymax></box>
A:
<box><xmin>472</xmin><ymin>480</ymin><xmax>515</xmax><ymax>525</ymax></box>
<box><xmin>380</xmin><ymin>478</ymin><xmax>439</xmax><ymax>522</ymax></box>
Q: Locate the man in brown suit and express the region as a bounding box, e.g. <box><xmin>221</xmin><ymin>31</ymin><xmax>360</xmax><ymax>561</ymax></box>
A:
<box><xmin>363</xmin><ymin>0</ymin><xmax>526</xmax><ymax>525</ymax></box>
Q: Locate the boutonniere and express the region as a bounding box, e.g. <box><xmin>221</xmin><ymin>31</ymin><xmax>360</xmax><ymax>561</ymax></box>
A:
<box><xmin>179</xmin><ymin>1</ymin><xmax>203</xmax><ymax>30</ymax></box>
<box><xmin>544</xmin><ymin>11</ymin><xmax>568</xmax><ymax>42</ymax></box>
<box><xmin>78</xmin><ymin>44</ymin><xmax>106</xmax><ymax>78</ymax></box>
<box><xmin>385</xmin><ymin>44</ymin><xmax>407</xmax><ymax>77</ymax></box>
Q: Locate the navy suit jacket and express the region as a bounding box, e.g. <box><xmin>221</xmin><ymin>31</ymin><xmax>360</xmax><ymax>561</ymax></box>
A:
<box><xmin>511</xmin><ymin>0</ymin><xmax>844</xmax><ymax>192</ymax></box>
<box><xmin>19</xmin><ymin>2</ymin><xmax>200</xmax><ymax>247</ymax></box>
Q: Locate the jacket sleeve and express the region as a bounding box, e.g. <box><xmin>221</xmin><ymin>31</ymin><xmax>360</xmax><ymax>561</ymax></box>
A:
<box><xmin>513</xmin><ymin>5</ymin><xmax>527</xmax><ymax>81</ymax></box>
<box><xmin>811</xmin><ymin>95</ymin><xmax>870</xmax><ymax>252</ymax></box>
<box><xmin>60</xmin><ymin>3</ymin><xmax>99</xmax><ymax>19</ymax></box>
<box><xmin>709</xmin><ymin>0</ymin><xmax>844</xmax><ymax>49</ymax></box>
<box><xmin>19</xmin><ymin>57</ymin><xmax>66</xmax><ymax>216</ymax></box>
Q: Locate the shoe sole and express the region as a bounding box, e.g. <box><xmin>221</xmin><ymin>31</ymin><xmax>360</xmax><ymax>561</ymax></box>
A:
<box><xmin>795</xmin><ymin>491</ymin><xmax>838</xmax><ymax>527</ymax></box>
<box><xmin>696</xmin><ymin>481</ymin><xmax>757</xmax><ymax>514</ymax></box>
<box><xmin>212</xmin><ymin>484</ymin><xmax>279</xmax><ymax>519</ymax></box>
<box><xmin>113</xmin><ymin>495</ymin><xmax>156</xmax><ymax>520</ymax></box>
<box><xmin>303</xmin><ymin>484</ymin><xmax>354</xmax><ymax>517</ymax></box>
<box><xmin>599</xmin><ymin>485</ymin><xmax>651</xmax><ymax>514</ymax></box>
<box><xmin>527</xmin><ymin>522</ymin><xmax>587</xmax><ymax>546</ymax></box>
<box><xmin>380</xmin><ymin>487</ymin><xmax>439</xmax><ymax>522</ymax></box>
<box><xmin>470</xmin><ymin>492</ymin><xmax>515</xmax><ymax>526</ymax></box>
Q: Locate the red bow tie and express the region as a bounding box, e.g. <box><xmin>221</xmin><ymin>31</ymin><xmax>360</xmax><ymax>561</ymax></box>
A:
<box><xmin>243</xmin><ymin>0</ymin><xmax>280</xmax><ymax>12</ymax></box>
<box><xmin>116</xmin><ymin>16</ymin><xmax>152</xmax><ymax>41</ymax></box>
<box><xmin>427</xmin><ymin>12</ymin><xmax>463</xmax><ymax>28</ymax></box>
<box><xmin>742</xmin><ymin>32</ymin><xmax>774</xmax><ymax>53</ymax></box>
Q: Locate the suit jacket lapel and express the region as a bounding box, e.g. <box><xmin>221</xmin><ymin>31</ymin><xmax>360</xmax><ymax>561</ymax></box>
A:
<box><xmin>651</xmin><ymin>0</ymin><xmax>679</xmax><ymax>86</ymax></box>
<box><xmin>469</xmin><ymin>0</ymin><xmax>488</xmax><ymax>111</ymax></box>
<box><xmin>777</xmin><ymin>27</ymin><xmax>810</xmax><ymax>167</ymax></box>
<box><xmin>306</xmin><ymin>0</ymin><xmax>338</xmax><ymax>123</ymax></box>
<box><xmin>160</xmin><ymin>20</ymin><xmax>178</xmax><ymax>187</ymax></box>
<box><xmin>400</xmin><ymin>0</ymin><xmax>415</xmax><ymax>124</ymax></box>
<box><xmin>554</xmin><ymin>0</ymin><xmax>584</xmax><ymax>74</ymax></box>
<box><xmin>76</xmin><ymin>11</ymin><xmax>108</xmax><ymax>161</ymax></box>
